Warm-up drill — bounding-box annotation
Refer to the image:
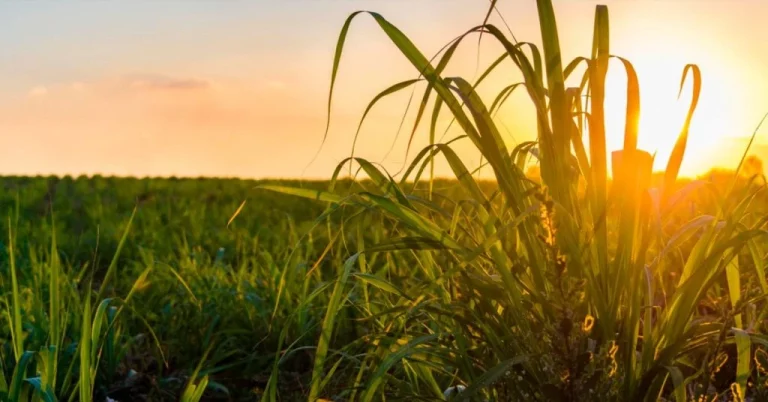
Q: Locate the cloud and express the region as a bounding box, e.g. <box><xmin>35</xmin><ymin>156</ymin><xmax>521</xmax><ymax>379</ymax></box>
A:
<box><xmin>0</xmin><ymin>71</ymin><xmax>363</xmax><ymax>178</ymax></box>
<box><xmin>123</xmin><ymin>73</ymin><xmax>209</xmax><ymax>91</ymax></box>
<box><xmin>27</xmin><ymin>85</ymin><xmax>48</xmax><ymax>98</ymax></box>
<box><xmin>266</xmin><ymin>80</ymin><xmax>286</xmax><ymax>90</ymax></box>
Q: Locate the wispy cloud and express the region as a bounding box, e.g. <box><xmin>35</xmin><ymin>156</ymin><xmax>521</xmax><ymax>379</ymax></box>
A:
<box><xmin>27</xmin><ymin>85</ymin><xmax>48</xmax><ymax>98</ymax></box>
<box><xmin>0</xmin><ymin>70</ymin><xmax>395</xmax><ymax>178</ymax></box>
<box><xmin>266</xmin><ymin>80</ymin><xmax>286</xmax><ymax>90</ymax></box>
<box><xmin>123</xmin><ymin>73</ymin><xmax>209</xmax><ymax>91</ymax></box>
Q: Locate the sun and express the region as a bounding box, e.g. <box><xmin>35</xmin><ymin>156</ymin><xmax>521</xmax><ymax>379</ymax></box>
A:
<box><xmin>601</xmin><ymin>56</ymin><xmax>736</xmax><ymax>178</ymax></box>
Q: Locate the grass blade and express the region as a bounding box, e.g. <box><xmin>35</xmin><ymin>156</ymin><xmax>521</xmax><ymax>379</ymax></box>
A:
<box><xmin>307</xmin><ymin>254</ymin><xmax>356</xmax><ymax>400</ymax></box>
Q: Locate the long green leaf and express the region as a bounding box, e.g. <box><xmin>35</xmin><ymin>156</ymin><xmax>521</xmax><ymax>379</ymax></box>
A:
<box><xmin>308</xmin><ymin>253</ymin><xmax>357</xmax><ymax>400</ymax></box>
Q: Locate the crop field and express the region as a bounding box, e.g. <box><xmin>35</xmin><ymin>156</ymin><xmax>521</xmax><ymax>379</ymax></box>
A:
<box><xmin>0</xmin><ymin>176</ymin><xmax>500</xmax><ymax>401</ymax></box>
<box><xmin>0</xmin><ymin>166</ymin><xmax>765</xmax><ymax>402</ymax></box>
<box><xmin>1</xmin><ymin>168</ymin><xmax>766</xmax><ymax>402</ymax></box>
<box><xmin>2</xmin><ymin>0</ymin><xmax>768</xmax><ymax>401</ymax></box>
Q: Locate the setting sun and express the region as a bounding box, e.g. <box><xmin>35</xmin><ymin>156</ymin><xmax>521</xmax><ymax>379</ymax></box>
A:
<box><xmin>586</xmin><ymin>10</ymin><xmax>758</xmax><ymax>177</ymax></box>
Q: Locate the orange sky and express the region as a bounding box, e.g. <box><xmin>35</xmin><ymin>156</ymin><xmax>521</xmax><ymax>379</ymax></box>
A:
<box><xmin>1</xmin><ymin>1</ymin><xmax>766</xmax><ymax>179</ymax></box>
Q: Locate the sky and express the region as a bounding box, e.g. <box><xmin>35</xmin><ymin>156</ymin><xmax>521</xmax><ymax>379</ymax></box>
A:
<box><xmin>1</xmin><ymin>0</ymin><xmax>767</xmax><ymax>179</ymax></box>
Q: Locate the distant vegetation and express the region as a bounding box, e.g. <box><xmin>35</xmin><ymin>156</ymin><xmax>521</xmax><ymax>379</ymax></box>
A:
<box><xmin>1</xmin><ymin>0</ymin><xmax>768</xmax><ymax>401</ymax></box>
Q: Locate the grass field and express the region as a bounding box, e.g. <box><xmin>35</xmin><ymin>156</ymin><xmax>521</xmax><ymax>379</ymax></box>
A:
<box><xmin>0</xmin><ymin>176</ymin><xmax>501</xmax><ymax>401</ymax></box>
<box><xmin>0</xmin><ymin>170</ymin><xmax>766</xmax><ymax>402</ymax></box>
<box><xmin>3</xmin><ymin>0</ymin><xmax>768</xmax><ymax>401</ymax></box>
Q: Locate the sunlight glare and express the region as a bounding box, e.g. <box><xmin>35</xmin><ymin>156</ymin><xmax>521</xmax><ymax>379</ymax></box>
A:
<box><xmin>602</xmin><ymin>53</ymin><xmax>736</xmax><ymax>177</ymax></box>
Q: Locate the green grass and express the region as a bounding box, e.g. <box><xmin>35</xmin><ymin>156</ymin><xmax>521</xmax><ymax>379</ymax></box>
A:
<box><xmin>1</xmin><ymin>0</ymin><xmax>768</xmax><ymax>401</ymax></box>
<box><xmin>0</xmin><ymin>173</ymin><xmax>764</xmax><ymax>401</ymax></box>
